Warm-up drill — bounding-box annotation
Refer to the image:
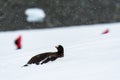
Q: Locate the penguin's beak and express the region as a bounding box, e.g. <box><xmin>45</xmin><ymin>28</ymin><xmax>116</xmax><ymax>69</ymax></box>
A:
<box><xmin>55</xmin><ymin>45</ymin><xmax>58</xmax><ymax>48</ymax></box>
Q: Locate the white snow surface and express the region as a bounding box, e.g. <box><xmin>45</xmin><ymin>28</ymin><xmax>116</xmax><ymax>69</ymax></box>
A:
<box><xmin>0</xmin><ymin>23</ymin><xmax>120</xmax><ymax>80</ymax></box>
<box><xmin>25</xmin><ymin>8</ymin><xmax>46</xmax><ymax>22</ymax></box>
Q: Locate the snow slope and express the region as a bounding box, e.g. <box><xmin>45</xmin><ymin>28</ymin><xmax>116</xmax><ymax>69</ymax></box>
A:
<box><xmin>0</xmin><ymin>23</ymin><xmax>120</xmax><ymax>80</ymax></box>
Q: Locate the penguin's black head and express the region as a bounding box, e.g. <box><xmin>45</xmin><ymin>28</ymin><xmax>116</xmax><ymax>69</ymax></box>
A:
<box><xmin>55</xmin><ymin>45</ymin><xmax>63</xmax><ymax>51</ymax></box>
<box><xmin>55</xmin><ymin>45</ymin><xmax>64</xmax><ymax>57</ymax></box>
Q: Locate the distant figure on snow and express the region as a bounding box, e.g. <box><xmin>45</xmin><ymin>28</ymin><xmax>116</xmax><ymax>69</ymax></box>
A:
<box><xmin>24</xmin><ymin>45</ymin><xmax>64</xmax><ymax>67</ymax></box>
<box><xmin>15</xmin><ymin>35</ymin><xmax>22</xmax><ymax>49</ymax></box>
<box><xmin>102</xmin><ymin>29</ymin><xmax>109</xmax><ymax>34</ymax></box>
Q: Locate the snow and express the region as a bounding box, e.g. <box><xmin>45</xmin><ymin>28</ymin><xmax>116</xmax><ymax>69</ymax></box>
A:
<box><xmin>0</xmin><ymin>23</ymin><xmax>120</xmax><ymax>80</ymax></box>
<box><xmin>25</xmin><ymin>8</ymin><xmax>46</xmax><ymax>22</ymax></box>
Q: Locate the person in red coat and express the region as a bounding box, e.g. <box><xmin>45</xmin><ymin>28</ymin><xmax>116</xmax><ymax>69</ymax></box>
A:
<box><xmin>15</xmin><ymin>35</ymin><xmax>22</xmax><ymax>49</ymax></box>
<box><xmin>102</xmin><ymin>29</ymin><xmax>109</xmax><ymax>34</ymax></box>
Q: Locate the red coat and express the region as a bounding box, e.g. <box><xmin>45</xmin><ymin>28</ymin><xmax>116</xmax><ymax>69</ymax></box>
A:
<box><xmin>15</xmin><ymin>35</ymin><xmax>22</xmax><ymax>49</ymax></box>
<box><xmin>102</xmin><ymin>29</ymin><xmax>109</xmax><ymax>34</ymax></box>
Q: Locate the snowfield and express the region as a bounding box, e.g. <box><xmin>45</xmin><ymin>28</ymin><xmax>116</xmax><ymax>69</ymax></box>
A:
<box><xmin>0</xmin><ymin>23</ymin><xmax>120</xmax><ymax>80</ymax></box>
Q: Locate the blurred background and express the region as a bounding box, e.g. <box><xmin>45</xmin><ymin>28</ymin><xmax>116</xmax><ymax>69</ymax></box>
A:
<box><xmin>0</xmin><ymin>0</ymin><xmax>120</xmax><ymax>31</ymax></box>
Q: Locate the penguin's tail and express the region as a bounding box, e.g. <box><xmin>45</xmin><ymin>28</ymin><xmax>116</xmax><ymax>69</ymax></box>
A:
<box><xmin>23</xmin><ymin>64</ymin><xmax>28</xmax><ymax>67</ymax></box>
